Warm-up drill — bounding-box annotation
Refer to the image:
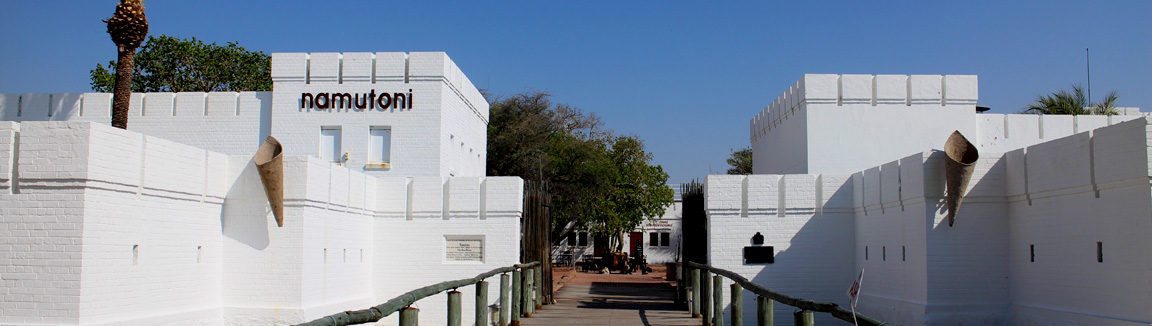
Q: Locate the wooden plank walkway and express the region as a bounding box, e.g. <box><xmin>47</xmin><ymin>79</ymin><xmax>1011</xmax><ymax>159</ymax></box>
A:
<box><xmin>520</xmin><ymin>266</ymin><xmax>700</xmax><ymax>326</ymax></box>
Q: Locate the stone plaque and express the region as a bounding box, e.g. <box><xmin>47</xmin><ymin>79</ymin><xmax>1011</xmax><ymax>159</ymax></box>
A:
<box><xmin>446</xmin><ymin>238</ymin><xmax>483</xmax><ymax>262</ymax></box>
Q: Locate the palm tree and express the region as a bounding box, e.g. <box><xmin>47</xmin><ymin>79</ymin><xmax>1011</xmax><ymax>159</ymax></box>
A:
<box><xmin>105</xmin><ymin>0</ymin><xmax>148</xmax><ymax>129</ymax></box>
<box><xmin>1023</xmin><ymin>84</ymin><xmax>1120</xmax><ymax>115</ymax></box>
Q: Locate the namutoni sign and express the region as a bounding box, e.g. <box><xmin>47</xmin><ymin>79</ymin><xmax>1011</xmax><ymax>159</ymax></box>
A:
<box><xmin>300</xmin><ymin>90</ymin><xmax>414</xmax><ymax>110</ymax></box>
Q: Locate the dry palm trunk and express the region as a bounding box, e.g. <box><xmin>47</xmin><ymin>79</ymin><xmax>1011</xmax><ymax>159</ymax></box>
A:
<box><xmin>105</xmin><ymin>0</ymin><xmax>148</xmax><ymax>129</ymax></box>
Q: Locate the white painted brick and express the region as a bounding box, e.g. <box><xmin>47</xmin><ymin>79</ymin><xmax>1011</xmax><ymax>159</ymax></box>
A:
<box><xmin>840</xmin><ymin>74</ymin><xmax>873</xmax><ymax>105</ymax></box>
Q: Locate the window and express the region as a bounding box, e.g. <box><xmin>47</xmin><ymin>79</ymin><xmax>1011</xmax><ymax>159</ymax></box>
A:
<box><xmin>865</xmin><ymin>246</ymin><xmax>869</xmax><ymax>260</ymax></box>
<box><xmin>578</xmin><ymin>232</ymin><xmax>588</xmax><ymax>247</ymax></box>
<box><xmin>567</xmin><ymin>233</ymin><xmax>576</xmax><ymax>246</ymax></box>
<box><xmin>320</xmin><ymin>127</ymin><xmax>342</xmax><ymax>163</ymax></box>
<box><xmin>650</xmin><ymin>232</ymin><xmax>659</xmax><ymax>246</ymax></box>
<box><xmin>660</xmin><ymin>232</ymin><xmax>670</xmax><ymax>247</ymax></box>
<box><xmin>368</xmin><ymin>127</ymin><xmax>392</xmax><ymax>167</ymax></box>
<box><xmin>1097</xmin><ymin>242</ymin><xmax>1103</xmax><ymax>263</ymax></box>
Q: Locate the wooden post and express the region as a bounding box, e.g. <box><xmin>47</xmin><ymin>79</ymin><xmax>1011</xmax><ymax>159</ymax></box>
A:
<box><xmin>701</xmin><ymin>270</ymin><xmax>712</xmax><ymax>326</ymax></box>
<box><xmin>690</xmin><ymin>268</ymin><xmax>701</xmax><ymax>318</ymax></box>
<box><xmin>524</xmin><ymin>267</ymin><xmax>535</xmax><ymax>316</ymax></box>
<box><xmin>399</xmin><ymin>306</ymin><xmax>419</xmax><ymax>326</ymax></box>
<box><xmin>476</xmin><ymin>281</ymin><xmax>488</xmax><ymax>326</ymax></box>
<box><xmin>448</xmin><ymin>290</ymin><xmax>462</xmax><ymax>326</ymax></box>
<box><xmin>500</xmin><ymin>274</ymin><xmax>510</xmax><ymax>326</ymax></box>
<box><xmin>534</xmin><ymin>265</ymin><xmax>543</xmax><ymax>309</ymax></box>
<box><xmin>731</xmin><ymin>283</ymin><xmax>743</xmax><ymax>326</ymax></box>
<box><xmin>511</xmin><ymin>269</ymin><xmax>522</xmax><ymax>326</ymax></box>
<box><xmin>757</xmin><ymin>296</ymin><xmax>773</xmax><ymax>326</ymax></box>
<box><xmin>712</xmin><ymin>275</ymin><xmax>723</xmax><ymax>326</ymax></box>
<box><xmin>793</xmin><ymin>310</ymin><xmax>813</xmax><ymax>326</ymax></box>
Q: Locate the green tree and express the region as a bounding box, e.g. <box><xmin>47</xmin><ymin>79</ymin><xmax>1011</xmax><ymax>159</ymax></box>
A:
<box><xmin>486</xmin><ymin>91</ymin><xmax>673</xmax><ymax>252</ymax></box>
<box><xmin>90</xmin><ymin>35</ymin><xmax>272</xmax><ymax>93</ymax></box>
<box><xmin>726</xmin><ymin>147</ymin><xmax>752</xmax><ymax>175</ymax></box>
<box><xmin>589</xmin><ymin>136</ymin><xmax>675</xmax><ymax>252</ymax></box>
<box><xmin>1022</xmin><ymin>84</ymin><xmax>1120</xmax><ymax>115</ymax></box>
<box><xmin>103</xmin><ymin>0</ymin><xmax>148</xmax><ymax>129</ymax></box>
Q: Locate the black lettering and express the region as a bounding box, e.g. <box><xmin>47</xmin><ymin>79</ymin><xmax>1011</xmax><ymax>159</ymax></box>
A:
<box><xmin>394</xmin><ymin>92</ymin><xmax>406</xmax><ymax>110</ymax></box>
<box><xmin>369</xmin><ymin>89</ymin><xmax>377</xmax><ymax>109</ymax></box>
<box><xmin>407</xmin><ymin>89</ymin><xmax>413</xmax><ymax>109</ymax></box>
<box><xmin>331</xmin><ymin>93</ymin><xmax>352</xmax><ymax>109</ymax></box>
<box><xmin>354</xmin><ymin>93</ymin><xmax>368</xmax><ymax>109</ymax></box>
<box><xmin>300</xmin><ymin>93</ymin><xmax>313</xmax><ymax>109</ymax></box>
<box><xmin>316</xmin><ymin>93</ymin><xmax>329</xmax><ymax>109</ymax></box>
<box><xmin>377</xmin><ymin>92</ymin><xmax>391</xmax><ymax>109</ymax></box>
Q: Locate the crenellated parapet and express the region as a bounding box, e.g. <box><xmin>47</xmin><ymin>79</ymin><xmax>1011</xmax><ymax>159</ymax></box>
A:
<box><xmin>750</xmin><ymin>74</ymin><xmax>977</xmax><ymax>143</ymax></box>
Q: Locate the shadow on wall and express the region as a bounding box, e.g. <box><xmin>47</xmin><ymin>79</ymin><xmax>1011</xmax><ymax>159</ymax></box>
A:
<box><xmin>222</xmin><ymin>157</ymin><xmax>271</xmax><ymax>250</ymax></box>
<box><xmin>926</xmin><ymin>151</ymin><xmax>1011</xmax><ymax>323</ymax></box>
<box><xmin>739</xmin><ymin>178</ymin><xmax>856</xmax><ymax>326</ymax></box>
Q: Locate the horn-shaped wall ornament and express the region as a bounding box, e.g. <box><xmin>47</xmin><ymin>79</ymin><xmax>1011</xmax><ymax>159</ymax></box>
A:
<box><xmin>944</xmin><ymin>130</ymin><xmax>979</xmax><ymax>227</ymax></box>
<box><xmin>254</xmin><ymin>136</ymin><xmax>285</xmax><ymax>227</ymax></box>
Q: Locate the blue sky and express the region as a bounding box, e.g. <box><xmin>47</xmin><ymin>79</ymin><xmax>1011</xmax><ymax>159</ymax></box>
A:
<box><xmin>1</xmin><ymin>1</ymin><xmax>1149</xmax><ymax>184</ymax></box>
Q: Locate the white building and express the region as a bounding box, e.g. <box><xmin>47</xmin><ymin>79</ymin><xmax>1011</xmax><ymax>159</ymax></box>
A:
<box><xmin>552</xmin><ymin>187</ymin><xmax>683</xmax><ymax>267</ymax></box>
<box><xmin>0</xmin><ymin>52</ymin><xmax>521</xmax><ymax>326</ymax></box>
<box><xmin>707</xmin><ymin>74</ymin><xmax>1152</xmax><ymax>325</ymax></box>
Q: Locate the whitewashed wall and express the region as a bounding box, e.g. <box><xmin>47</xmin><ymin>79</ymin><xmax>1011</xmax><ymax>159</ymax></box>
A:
<box><xmin>712</xmin><ymin>118</ymin><xmax>1152</xmax><ymax>325</ymax></box>
<box><xmin>0</xmin><ymin>122</ymin><xmax>228</xmax><ymax>326</ymax></box>
<box><xmin>0</xmin><ymin>121</ymin><xmax>523</xmax><ymax>326</ymax></box>
<box><xmin>372</xmin><ymin>176</ymin><xmax>523</xmax><ymax>326</ymax></box>
<box><xmin>0</xmin><ymin>92</ymin><xmax>270</xmax><ymax>156</ymax></box>
<box><xmin>1004</xmin><ymin>118</ymin><xmax>1152</xmax><ymax>326</ymax></box>
<box><xmin>704</xmin><ymin>173</ymin><xmax>856</xmax><ymax>326</ymax></box>
<box><xmin>269</xmin><ymin>52</ymin><xmax>488</xmax><ymax>179</ymax></box>
<box><xmin>751</xmin><ymin>74</ymin><xmax>1148</xmax><ymax>176</ymax></box>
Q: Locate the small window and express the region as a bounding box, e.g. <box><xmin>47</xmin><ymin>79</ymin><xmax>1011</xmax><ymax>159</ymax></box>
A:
<box><xmin>660</xmin><ymin>233</ymin><xmax>670</xmax><ymax>247</ymax></box>
<box><xmin>368</xmin><ymin>127</ymin><xmax>392</xmax><ymax>167</ymax></box>
<box><xmin>1030</xmin><ymin>245</ymin><xmax>1035</xmax><ymax>262</ymax></box>
<box><xmin>650</xmin><ymin>232</ymin><xmax>659</xmax><ymax>246</ymax></box>
<box><xmin>865</xmin><ymin>246</ymin><xmax>869</xmax><ymax>260</ymax></box>
<box><xmin>1097</xmin><ymin>242</ymin><xmax>1103</xmax><ymax>263</ymax></box>
<box><xmin>578</xmin><ymin>232</ymin><xmax>588</xmax><ymax>247</ymax></box>
<box><xmin>320</xmin><ymin>127</ymin><xmax>342</xmax><ymax>163</ymax></box>
<box><xmin>902</xmin><ymin>246</ymin><xmax>906</xmax><ymax>261</ymax></box>
<box><xmin>567</xmin><ymin>233</ymin><xmax>576</xmax><ymax>246</ymax></box>
<box><xmin>883</xmin><ymin>246</ymin><xmax>886</xmax><ymax>261</ymax></box>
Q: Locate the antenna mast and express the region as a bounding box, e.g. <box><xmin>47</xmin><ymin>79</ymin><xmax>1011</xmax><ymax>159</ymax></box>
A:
<box><xmin>1086</xmin><ymin>48</ymin><xmax>1092</xmax><ymax>104</ymax></box>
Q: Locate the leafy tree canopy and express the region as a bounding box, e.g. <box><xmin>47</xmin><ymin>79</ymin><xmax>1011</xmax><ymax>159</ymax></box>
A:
<box><xmin>486</xmin><ymin>91</ymin><xmax>674</xmax><ymax>251</ymax></box>
<box><xmin>726</xmin><ymin>147</ymin><xmax>752</xmax><ymax>175</ymax></box>
<box><xmin>1022</xmin><ymin>84</ymin><xmax>1119</xmax><ymax>115</ymax></box>
<box><xmin>90</xmin><ymin>35</ymin><xmax>271</xmax><ymax>92</ymax></box>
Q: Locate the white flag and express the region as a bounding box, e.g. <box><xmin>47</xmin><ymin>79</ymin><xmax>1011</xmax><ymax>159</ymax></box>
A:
<box><xmin>846</xmin><ymin>268</ymin><xmax>864</xmax><ymax>307</ymax></box>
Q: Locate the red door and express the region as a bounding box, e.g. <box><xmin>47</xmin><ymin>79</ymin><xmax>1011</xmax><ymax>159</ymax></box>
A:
<box><xmin>629</xmin><ymin>232</ymin><xmax>643</xmax><ymax>256</ymax></box>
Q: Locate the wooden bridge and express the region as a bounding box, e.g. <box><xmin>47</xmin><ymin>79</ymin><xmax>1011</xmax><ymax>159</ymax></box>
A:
<box><xmin>519</xmin><ymin>266</ymin><xmax>698</xmax><ymax>326</ymax></box>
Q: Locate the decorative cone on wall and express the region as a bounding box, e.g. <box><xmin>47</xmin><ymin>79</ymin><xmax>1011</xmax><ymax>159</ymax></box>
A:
<box><xmin>254</xmin><ymin>136</ymin><xmax>285</xmax><ymax>227</ymax></box>
<box><xmin>944</xmin><ymin>130</ymin><xmax>979</xmax><ymax>227</ymax></box>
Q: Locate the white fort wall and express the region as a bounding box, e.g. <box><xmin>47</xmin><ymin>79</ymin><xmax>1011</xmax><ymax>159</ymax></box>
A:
<box><xmin>0</xmin><ymin>121</ymin><xmax>523</xmax><ymax>326</ymax></box>
<box><xmin>270</xmin><ymin>52</ymin><xmax>488</xmax><ymax>178</ymax></box>
<box><xmin>1</xmin><ymin>121</ymin><xmax>228</xmax><ymax>326</ymax></box>
<box><xmin>0</xmin><ymin>92</ymin><xmax>271</xmax><ymax>156</ymax></box>
<box><xmin>704</xmin><ymin>173</ymin><xmax>857</xmax><ymax>326</ymax></box>
<box><xmin>0</xmin><ymin>52</ymin><xmax>488</xmax><ymax>179</ymax></box>
<box><xmin>709</xmin><ymin>118</ymin><xmax>1152</xmax><ymax>325</ymax></box>
<box><xmin>751</xmin><ymin>74</ymin><xmax>1149</xmax><ymax>175</ymax></box>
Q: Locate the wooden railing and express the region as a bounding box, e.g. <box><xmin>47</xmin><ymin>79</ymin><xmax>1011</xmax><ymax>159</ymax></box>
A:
<box><xmin>294</xmin><ymin>261</ymin><xmax>542</xmax><ymax>326</ymax></box>
<box><xmin>685</xmin><ymin>262</ymin><xmax>888</xmax><ymax>326</ymax></box>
